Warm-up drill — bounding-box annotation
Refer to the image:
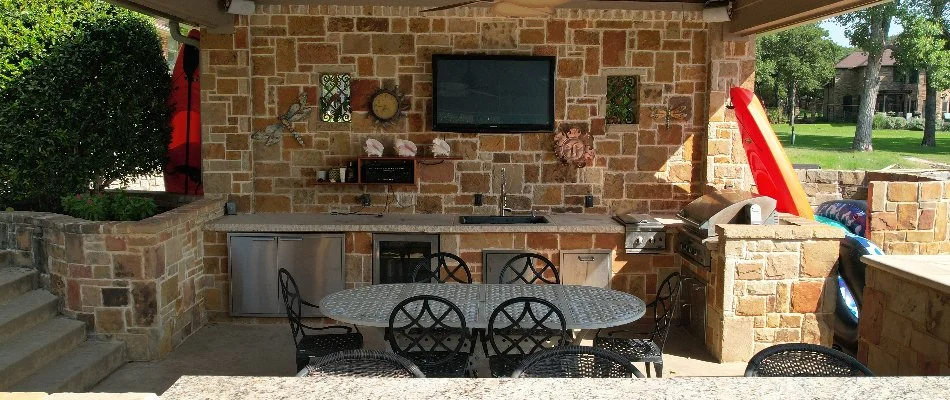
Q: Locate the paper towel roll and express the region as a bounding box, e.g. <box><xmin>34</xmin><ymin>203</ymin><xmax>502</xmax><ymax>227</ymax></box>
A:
<box><xmin>702</xmin><ymin>6</ymin><xmax>731</xmax><ymax>22</ymax></box>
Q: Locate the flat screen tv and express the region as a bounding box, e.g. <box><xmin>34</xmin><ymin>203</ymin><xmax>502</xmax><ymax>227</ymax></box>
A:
<box><xmin>432</xmin><ymin>54</ymin><xmax>555</xmax><ymax>133</ymax></box>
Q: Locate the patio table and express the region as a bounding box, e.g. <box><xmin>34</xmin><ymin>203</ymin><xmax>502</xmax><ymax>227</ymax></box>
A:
<box><xmin>319</xmin><ymin>283</ymin><xmax>646</xmax><ymax>330</ymax></box>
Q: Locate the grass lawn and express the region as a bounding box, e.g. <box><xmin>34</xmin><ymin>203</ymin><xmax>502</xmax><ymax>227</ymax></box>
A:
<box><xmin>770</xmin><ymin>123</ymin><xmax>950</xmax><ymax>170</ymax></box>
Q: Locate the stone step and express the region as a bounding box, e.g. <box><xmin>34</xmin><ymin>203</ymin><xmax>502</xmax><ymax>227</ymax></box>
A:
<box><xmin>0</xmin><ymin>267</ymin><xmax>37</xmax><ymax>305</ymax></box>
<box><xmin>11</xmin><ymin>340</ymin><xmax>128</xmax><ymax>393</ymax></box>
<box><xmin>0</xmin><ymin>290</ymin><xmax>58</xmax><ymax>344</ymax></box>
<box><xmin>0</xmin><ymin>318</ymin><xmax>86</xmax><ymax>390</ymax></box>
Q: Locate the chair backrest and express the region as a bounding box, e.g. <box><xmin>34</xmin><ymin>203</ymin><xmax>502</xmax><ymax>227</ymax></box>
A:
<box><xmin>744</xmin><ymin>343</ymin><xmax>873</xmax><ymax>377</ymax></box>
<box><xmin>411</xmin><ymin>252</ymin><xmax>473</xmax><ymax>284</ymax></box>
<box><xmin>485</xmin><ymin>297</ymin><xmax>570</xmax><ymax>357</ymax></box>
<box><xmin>278</xmin><ymin>268</ymin><xmax>305</xmax><ymax>347</ymax></box>
<box><xmin>302</xmin><ymin>350</ymin><xmax>426</xmax><ymax>378</ymax></box>
<box><xmin>499</xmin><ymin>253</ymin><xmax>560</xmax><ymax>284</ymax></box>
<box><xmin>512</xmin><ymin>345</ymin><xmax>644</xmax><ymax>378</ymax></box>
<box><xmin>648</xmin><ymin>272</ymin><xmax>683</xmax><ymax>349</ymax></box>
<box><xmin>386</xmin><ymin>295</ymin><xmax>472</xmax><ymax>367</ymax></box>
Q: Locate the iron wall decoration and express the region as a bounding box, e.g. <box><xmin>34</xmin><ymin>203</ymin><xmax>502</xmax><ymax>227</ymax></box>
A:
<box><xmin>606</xmin><ymin>75</ymin><xmax>640</xmax><ymax>124</ymax></box>
<box><xmin>251</xmin><ymin>92</ymin><xmax>313</xmax><ymax>146</ymax></box>
<box><xmin>553</xmin><ymin>124</ymin><xmax>595</xmax><ymax>168</ymax></box>
<box><xmin>650</xmin><ymin>104</ymin><xmax>689</xmax><ymax>130</ymax></box>
<box><xmin>320</xmin><ymin>73</ymin><xmax>352</xmax><ymax>123</ymax></box>
<box><xmin>368</xmin><ymin>86</ymin><xmax>410</xmax><ymax>128</ymax></box>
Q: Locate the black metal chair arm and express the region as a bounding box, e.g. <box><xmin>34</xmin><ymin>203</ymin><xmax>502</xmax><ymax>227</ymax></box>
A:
<box><xmin>299</xmin><ymin>322</ymin><xmax>354</xmax><ymax>333</ymax></box>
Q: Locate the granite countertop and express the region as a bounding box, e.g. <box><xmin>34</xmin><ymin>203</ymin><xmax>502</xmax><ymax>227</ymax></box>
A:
<box><xmin>160</xmin><ymin>376</ymin><xmax>950</xmax><ymax>399</ymax></box>
<box><xmin>204</xmin><ymin>213</ymin><xmax>683</xmax><ymax>234</ymax></box>
<box><xmin>862</xmin><ymin>255</ymin><xmax>950</xmax><ymax>293</ymax></box>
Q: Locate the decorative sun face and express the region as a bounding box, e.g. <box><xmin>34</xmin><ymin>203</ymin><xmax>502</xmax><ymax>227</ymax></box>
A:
<box><xmin>368</xmin><ymin>87</ymin><xmax>408</xmax><ymax>128</ymax></box>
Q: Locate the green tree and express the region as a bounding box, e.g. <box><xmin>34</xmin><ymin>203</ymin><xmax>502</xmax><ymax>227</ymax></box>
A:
<box><xmin>0</xmin><ymin>0</ymin><xmax>170</xmax><ymax>210</ymax></box>
<box><xmin>894</xmin><ymin>0</ymin><xmax>950</xmax><ymax>147</ymax></box>
<box><xmin>756</xmin><ymin>24</ymin><xmax>843</xmax><ymax>144</ymax></box>
<box><xmin>837</xmin><ymin>2</ymin><xmax>901</xmax><ymax>151</ymax></box>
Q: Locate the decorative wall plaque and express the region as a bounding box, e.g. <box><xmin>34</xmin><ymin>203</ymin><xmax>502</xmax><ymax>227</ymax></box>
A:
<box><xmin>553</xmin><ymin>125</ymin><xmax>595</xmax><ymax>168</ymax></box>
<box><xmin>368</xmin><ymin>86</ymin><xmax>409</xmax><ymax>128</ymax></box>
<box><xmin>606</xmin><ymin>75</ymin><xmax>640</xmax><ymax>124</ymax></box>
<box><xmin>320</xmin><ymin>73</ymin><xmax>351</xmax><ymax>123</ymax></box>
<box><xmin>650</xmin><ymin>104</ymin><xmax>689</xmax><ymax>130</ymax></box>
<box><xmin>250</xmin><ymin>92</ymin><xmax>312</xmax><ymax>146</ymax></box>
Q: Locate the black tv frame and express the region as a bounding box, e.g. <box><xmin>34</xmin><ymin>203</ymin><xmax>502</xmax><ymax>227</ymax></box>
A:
<box><xmin>431</xmin><ymin>54</ymin><xmax>556</xmax><ymax>133</ymax></box>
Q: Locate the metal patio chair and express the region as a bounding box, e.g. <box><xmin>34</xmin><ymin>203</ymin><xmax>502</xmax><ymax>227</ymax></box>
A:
<box><xmin>411</xmin><ymin>252</ymin><xmax>473</xmax><ymax>284</ymax></box>
<box><xmin>385</xmin><ymin>294</ymin><xmax>475</xmax><ymax>377</ymax></box>
<box><xmin>483</xmin><ymin>297</ymin><xmax>572</xmax><ymax>377</ymax></box>
<box><xmin>278</xmin><ymin>268</ymin><xmax>363</xmax><ymax>371</ymax></box>
<box><xmin>745</xmin><ymin>343</ymin><xmax>873</xmax><ymax>377</ymax></box>
<box><xmin>593</xmin><ymin>272</ymin><xmax>683</xmax><ymax>377</ymax></box>
<box><xmin>499</xmin><ymin>253</ymin><xmax>560</xmax><ymax>284</ymax></box>
<box><xmin>298</xmin><ymin>349</ymin><xmax>426</xmax><ymax>378</ymax></box>
<box><xmin>511</xmin><ymin>345</ymin><xmax>644</xmax><ymax>378</ymax></box>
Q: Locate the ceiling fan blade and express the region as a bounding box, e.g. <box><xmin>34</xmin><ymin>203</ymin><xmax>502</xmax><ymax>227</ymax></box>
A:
<box><xmin>420</xmin><ymin>0</ymin><xmax>490</xmax><ymax>12</ymax></box>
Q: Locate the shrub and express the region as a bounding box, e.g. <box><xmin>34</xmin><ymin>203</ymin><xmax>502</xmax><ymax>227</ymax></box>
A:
<box><xmin>0</xmin><ymin>1</ymin><xmax>171</xmax><ymax>211</ymax></box>
<box><xmin>871</xmin><ymin>112</ymin><xmax>889</xmax><ymax>129</ymax></box>
<box><xmin>908</xmin><ymin>117</ymin><xmax>925</xmax><ymax>131</ymax></box>
<box><xmin>61</xmin><ymin>192</ymin><xmax>158</xmax><ymax>221</ymax></box>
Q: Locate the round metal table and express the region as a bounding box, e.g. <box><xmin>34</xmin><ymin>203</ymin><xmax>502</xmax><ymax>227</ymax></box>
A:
<box><xmin>319</xmin><ymin>283</ymin><xmax>646</xmax><ymax>330</ymax></box>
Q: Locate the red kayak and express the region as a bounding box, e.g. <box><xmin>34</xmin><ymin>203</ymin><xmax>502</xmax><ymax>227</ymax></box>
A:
<box><xmin>730</xmin><ymin>87</ymin><xmax>814</xmax><ymax>219</ymax></box>
<box><xmin>164</xmin><ymin>30</ymin><xmax>203</xmax><ymax>195</ymax></box>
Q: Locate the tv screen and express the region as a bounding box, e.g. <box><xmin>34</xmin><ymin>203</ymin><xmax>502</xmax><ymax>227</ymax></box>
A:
<box><xmin>432</xmin><ymin>54</ymin><xmax>555</xmax><ymax>133</ymax></box>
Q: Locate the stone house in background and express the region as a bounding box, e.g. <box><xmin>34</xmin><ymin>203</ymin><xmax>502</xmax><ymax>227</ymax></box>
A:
<box><xmin>824</xmin><ymin>48</ymin><xmax>950</xmax><ymax>122</ymax></box>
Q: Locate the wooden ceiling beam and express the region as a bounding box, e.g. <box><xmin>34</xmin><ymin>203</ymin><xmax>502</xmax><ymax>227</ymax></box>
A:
<box><xmin>730</xmin><ymin>0</ymin><xmax>892</xmax><ymax>36</ymax></box>
<box><xmin>105</xmin><ymin>0</ymin><xmax>234</xmax><ymax>33</ymax></box>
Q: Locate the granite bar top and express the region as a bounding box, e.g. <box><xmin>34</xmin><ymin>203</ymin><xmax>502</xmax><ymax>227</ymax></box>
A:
<box><xmin>204</xmin><ymin>213</ymin><xmax>683</xmax><ymax>234</ymax></box>
<box><xmin>160</xmin><ymin>376</ymin><xmax>950</xmax><ymax>400</ymax></box>
<box><xmin>862</xmin><ymin>255</ymin><xmax>950</xmax><ymax>293</ymax></box>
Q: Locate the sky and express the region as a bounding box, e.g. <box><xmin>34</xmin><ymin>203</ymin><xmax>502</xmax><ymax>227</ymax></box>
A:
<box><xmin>818</xmin><ymin>18</ymin><xmax>904</xmax><ymax>48</ymax></box>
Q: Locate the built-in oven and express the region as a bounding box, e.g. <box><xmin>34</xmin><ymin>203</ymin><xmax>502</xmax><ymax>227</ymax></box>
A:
<box><xmin>372</xmin><ymin>234</ymin><xmax>440</xmax><ymax>284</ymax></box>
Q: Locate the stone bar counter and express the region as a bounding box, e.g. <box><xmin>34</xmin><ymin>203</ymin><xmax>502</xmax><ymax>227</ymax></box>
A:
<box><xmin>858</xmin><ymin>255</ymin><xmax>950</xmax><ymax>375</ymax></box>
<box><xmin>160</xmin><ymin>376</ymin><xmax>950</xmax><ymax>399</ymax></box>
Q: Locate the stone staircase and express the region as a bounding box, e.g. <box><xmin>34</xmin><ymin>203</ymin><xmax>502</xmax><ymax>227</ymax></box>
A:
<box><xmin>0</xmin><ymin>267</ymin><xmax>127</xmax><ymax>392</ymax></box>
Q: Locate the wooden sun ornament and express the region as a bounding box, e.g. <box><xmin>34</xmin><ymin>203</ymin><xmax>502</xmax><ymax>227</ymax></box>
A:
<box><xmin>650</xmin><ymin>104</ymin><xmax>689</xmax><ymax>130</ymax></box>
<box><xmin>553</xmin><ymin>125</ymin><xmax>595</xmax><ymax>168</ymax></box>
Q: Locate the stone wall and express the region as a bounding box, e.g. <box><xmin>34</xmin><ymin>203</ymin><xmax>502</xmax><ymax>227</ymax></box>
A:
<box><xmin>202</xmin><ymin>229</ymin><xmax>678</xmax><ymax>322</ymax></box>
<box><xmin>858</xmin><ymin>263</ymin><xmax>950</xmax><ymax>375</ymax></box>
<box><xmin>199</xmin><ymin>6</ymin><xmax>755</xmax><ymax>215</ymax></box>
<box><xmin>797</xmin><ymin>169</ymin><xmax>868</xmax><ymax>206</ymax></box>
<box><xmin>0</xmin><ymin>198</ymin><xmax>225</xmax><ymax>360</ymax></box>
<box><xmin>867</xmin><ymin>180</ymin><xmax>950</xmax><ymax>255</ymax></box>
<box><xmin>692</xmin><ymin>216</ymin><xmax>843</xmax><ymax>362</ymax></box>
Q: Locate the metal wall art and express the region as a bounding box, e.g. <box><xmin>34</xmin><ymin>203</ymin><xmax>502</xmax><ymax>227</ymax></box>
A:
<box><xmin>606</xmin><ymin>75</ymin><xmax>640</xmax><ymax>124</ymax></box>
<box><xmin>650</xmin><ymin>104</ymin><xmax>689</xmax><ymax>130</ymax></box>
<box><xmin>320</xmin><ymin>73</ymin><xmax>351</xmax><ymax>123</ymax></box>
<box><xmin>251</xmin><ymin>92</ymin><xmax>312</xmax><ymax>146</ymax></box>
<box><xmin>368</xmin><ymin>86</ymin><xmax>409</xmax><ymax>128</ymax></box>
<box><xmin>553</xmin><ymin>125</ymin><xmax>595</xmax><ymax>168</ymax></box>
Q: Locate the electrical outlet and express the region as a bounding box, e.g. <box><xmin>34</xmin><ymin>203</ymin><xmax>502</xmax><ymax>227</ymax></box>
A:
<box><xmin>584</xmin><ymin>195</ymin><xmax>594</xmax><ymax>208</ymax></box>
<box><xmin>358</xmin><ymin>194</ymin><xmax>371</xmax><ymax>206</ymax></box>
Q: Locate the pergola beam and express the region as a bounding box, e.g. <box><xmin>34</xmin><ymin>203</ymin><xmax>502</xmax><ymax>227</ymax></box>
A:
<box><xmin>729</xmin><ymin>0</ymin><xmax>893</xmax><ymax>36</ymax></box>
<box><xmin>104</xmin><ymin>0</ymin><xmax>234</xmax><ymax>33</ymax></box>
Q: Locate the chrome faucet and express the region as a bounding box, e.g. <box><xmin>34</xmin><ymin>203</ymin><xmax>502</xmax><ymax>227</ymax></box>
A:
<box><xmin>498</xmin><ymin>167</ymin><xmax>512</xmax><ymax>216</ymax></box>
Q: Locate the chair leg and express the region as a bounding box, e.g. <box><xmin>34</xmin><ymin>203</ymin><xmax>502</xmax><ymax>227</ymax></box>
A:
<box><xmin>644</xmin><ymin>362</ymin><xmax>652</xmax><ymax>378</ymax></box>
<box><xmin>654</xmin><ymin>362</ymin><xmax>663</xmax><ymax>378</ymax></box>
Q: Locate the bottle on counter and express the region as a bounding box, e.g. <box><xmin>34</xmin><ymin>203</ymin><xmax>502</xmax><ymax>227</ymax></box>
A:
<box><xmin>346</xmin><ymin>161</ymin><xmax>357</xmax><ymax>184</ymax></box>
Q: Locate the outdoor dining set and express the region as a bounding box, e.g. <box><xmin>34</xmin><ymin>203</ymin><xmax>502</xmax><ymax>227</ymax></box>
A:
<box><xmin>278</xmin><ymin>252</ymin><xmax>873</xmax><ymax>379</ymax></box>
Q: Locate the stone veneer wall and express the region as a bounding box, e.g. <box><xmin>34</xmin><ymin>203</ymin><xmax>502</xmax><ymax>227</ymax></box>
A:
<box><xmin>797</xmin><ymin>169</ymin><xmax>868</xmax><ymax>206</ymax></box>
<box><xmin>202</xmin><ymin>229</ymin><xmax>678</xmax><ymax>322</ymax></box>
<box><xmin>859</xmin><ymin>264</ymin><xmax>950</xmax><ymax>375</ymax></box>
<box><xmin>200</xmin><ymin>6</ymin><xmax>756</xmax><ymax>215</ymax></box>
<box><xmin>686</xmin><ymin>216</ymin><xmax>843</xmax><ymax>362</ymax></box>
<box><xmin>0</xmin><ymin>198</ymin><xmax>225</xmax><ymax>360</ymax></box>
<box><xmin>867</xmin><ymin>180</ymin><xmax>950</xmax><ymax>255</ymax></box>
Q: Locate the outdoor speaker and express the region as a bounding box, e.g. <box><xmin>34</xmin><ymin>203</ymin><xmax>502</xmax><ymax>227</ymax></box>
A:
<box><xmin>223</xmin><ymin>0</ymin><xmax>256</xmax><ymax>15</ymax></box>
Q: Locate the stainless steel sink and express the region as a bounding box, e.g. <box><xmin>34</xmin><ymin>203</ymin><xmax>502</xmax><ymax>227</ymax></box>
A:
<box><xmin>459</xmin><ymin>215</ymin><xmax>550</xmax><ymax>224</ymax></box>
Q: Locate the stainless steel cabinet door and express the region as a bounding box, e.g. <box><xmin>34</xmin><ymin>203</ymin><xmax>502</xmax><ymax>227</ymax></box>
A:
<box><xmin>229</xmin><ymin>235</ymin><xmax>279</xmax><ymax>316</ymax></box>
<box><xmin>560</xmin><ymin>250</ymin><xmax>612</xmax><ymax>288</ymax></box>
<box><xmin>277</xmin><ymin>234</ymin><xmax>345</xmax><ymax>318</ymax></box>
<box><xmin>482</xmin><ymin>250</ymin><xmax>527</xmax><ymax>284</ymax></box>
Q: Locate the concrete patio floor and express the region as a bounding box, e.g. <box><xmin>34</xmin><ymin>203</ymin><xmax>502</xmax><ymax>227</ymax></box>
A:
<box><xmin>93</xmin><ymin>323</ymin><xmax>746</xmax><ymax>394</ymax></box>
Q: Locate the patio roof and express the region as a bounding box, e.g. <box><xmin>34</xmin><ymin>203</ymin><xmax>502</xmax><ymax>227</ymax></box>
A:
<box><xmin>109</xmin><ymin>0</ymin><xmax>892</xmax><ymax>34</ymax></box>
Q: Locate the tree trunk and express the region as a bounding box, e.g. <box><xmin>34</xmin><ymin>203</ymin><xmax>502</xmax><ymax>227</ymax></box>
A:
<box><xmin>923</xmin><ymin>70</ymin><xmax>938</xmax><ymax>146</ymax></box>
<box><xmin>852</xmin><ymin>11</ymin><xmax>892</xmax><ymax>151</ymax></box>
<box><xmin>790</xmin><ymin>82</ymin><xmax>798</xmax><ymax>145</ymax></box>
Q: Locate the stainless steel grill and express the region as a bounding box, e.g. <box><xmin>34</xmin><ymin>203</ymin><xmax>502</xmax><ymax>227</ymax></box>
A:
<box><xmin>677</xmin><ymin>190</ymin><xmax>778</xmax><ymax>268</ymax></box>
<box><xmin>612</xmin><ymin>213</ymin><xmax>666</xmax><ymax>254</ymax></box>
